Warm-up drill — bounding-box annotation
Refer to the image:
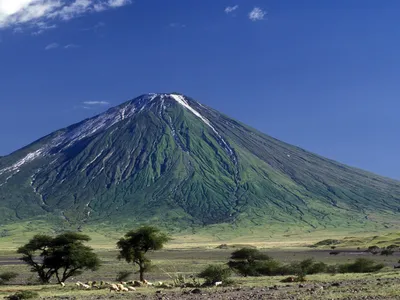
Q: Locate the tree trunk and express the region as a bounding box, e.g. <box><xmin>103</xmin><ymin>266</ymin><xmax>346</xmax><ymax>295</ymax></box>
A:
<box><xmin>55</xmin><ymin>271</ymin><xmax>61</xmax><ymax>284</ymax></box>
<box><xmin>139</xmin><ymin>264</ymin><xmax>144</xmax><ymax>282</ymax></box>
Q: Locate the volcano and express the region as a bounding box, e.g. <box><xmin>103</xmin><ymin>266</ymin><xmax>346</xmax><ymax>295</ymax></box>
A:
<box><xmin>1</xmin><ymin>93</ymin><xmax>399</xmax><ymax>233</ymax></box>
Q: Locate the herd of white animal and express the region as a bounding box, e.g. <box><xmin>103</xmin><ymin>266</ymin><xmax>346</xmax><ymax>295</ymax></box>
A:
<box><xmin>72</xmin><ymin>280</ymin><xmax>171</xmax><ymax>292</ymax></box>
<box><xmin>70</xmin><ymin>279</ymin><xmax>223</xmax><ymax>292</ymax></box>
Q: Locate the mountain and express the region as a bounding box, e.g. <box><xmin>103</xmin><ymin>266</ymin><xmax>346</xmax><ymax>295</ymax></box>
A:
<box><xmin>1</xmin><ymin>93</ymin><xmax>400</xmax><ymax>236</ymax></box>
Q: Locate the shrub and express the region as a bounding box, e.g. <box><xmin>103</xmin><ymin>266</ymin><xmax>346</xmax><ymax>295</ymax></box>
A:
<box><xmin>5</xmin><ymin>291</ymin><xmax>39</xmax><ymax>300</ymax></box>
<box><xmin>216</xmin><ymin>244</ymin><xmax>228</xmax><ymax>249</ymax></box>
<box><xmin>329</xmin><ymin>251</ymin><xmax>340</xmax><ymax>255</ymax></box>
<box><xmin>116</xmin><ymin>270</ymin><xmax>133</xmax><ymax>282</ymax></box>
<box><xmin>381</xmin><ymin>249</ymin><xmax>394</xmax><ymax>256</ymax></box>
<box><xmin>295</xmin><ymin>273</ymin><xmax>307</xmax><ymax>282</ymax></box>
<box><xmin>254</xmin><ymin>260</ymin><xmax>283</xmax><ymax>276</ymax></box>
<box><xmin>228</xmin><ymin>248</ymin><xmax>280</xmax><ymax>277</ymax></box>
<box><xmin>198</xmin><ymin>265</ymin><xmax>231</xmax><ymax>285</ymax></box>
<box><xmin>230</xmin><ymin>248</ymin><xmax>271</xmax><ymax>262</ymax></box>
<box><xmin>338</xmin><ymin>258</ymin><xmax>384</xmax><ymax>273</ymax></box>
<box><xmin>308</xmin><ymin>261</ymin><xmax>328</xmax><ymax>274</ymax></box>
<box><xmin>172</xmin><ymin>274</ymin><xmax>200</xmax><ymax>288</ymax></box>
<box><xmin>387</xmin><ymin>245</ymin><xmax>398</xmax><ymax>251</ymax></box>
<box><xmin>313</xmin><ymin>239</ymin><xmax>340</xmax><ymax>247</ymax></box>
<box><xmin>367</xmin><ymin>246</ymin><xmax>380</xmax><ymax>255</ymax></box>
<box><xmin>0</xmin><ymin>272</ymin><xmax>18</xmax><ymax>285</ymax></box>
<box><xmin>326</xmin><ymin>265</ymin><xmax>338</xmax><ymax>275</ymax></box>
<box><xmin>285</xmin><ymin>259</ymin><xmax>328</xmax><ymax>276</ymax></box>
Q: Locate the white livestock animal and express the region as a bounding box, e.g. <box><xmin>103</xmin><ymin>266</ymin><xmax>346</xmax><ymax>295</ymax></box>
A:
<box><xmin>109</xmin><ymin>283</ymin><xmax>120</xmax><ymax>292</ymax></box>
<box><xmin>120</xmin><ymin>286</ymin><xmax>129</xmax><ymax>292</ymax></box>
<box><xmin>214</xmin><ymin>281</ymin><xmax>223</xmax><ymax>287</ymax></box>
<box><xmin>143</xmin><ymin>280</ymin><xmax>154</xmax><ymax>286</ymax></box>
<box><xmin>76</xmin><ymin>281</ymin><xmax>90</xmax><ymax>289</ymax></box>
<box><xmin>117</xmin><ymin>283</ymin><xmax>125</xmax><ymax>290</ymax></box>
<box><xmin>127</xmin><ymin>286</ymin><xmax>136</xmax><ymax>291</ymax></box>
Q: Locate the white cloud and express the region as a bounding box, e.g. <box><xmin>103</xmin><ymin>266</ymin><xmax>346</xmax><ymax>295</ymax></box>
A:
<box><xmin>81</xmin><ymin>21</ymin><xmax>105</xmax><ymax>31</ymax></box>
<box><xmin>64</xmin><ymin>43</ymin><xmax>79</xmax><ymax>49</ymax></box>
<box><xmin>225</xmin><ymin>5</ymin><xmax>238</xmax><ymax>14</ymax></box>
<box><xmin>31</xmin><ymin>21</ymin><xmax>57</xmax><ymax>35</ymax></box>
<box><xmin>248</xmin><ymin>7</ymin><xmax>266</xmax><ymax>21</ymax></box>
<box><xmin>0</xmin><ymin>0</ymin><xmax>131</xmax><ymax>29</ymax></box>
<box><xmin>107</xmin><ymin>0</ymin><xmax>130</xmax><ymax>7</ymax></box>
<box><xmin>44</xmin><ymin>42</ymin><xmax>58</xmax><ymax>50</ymax></box>
<box><xmin>83</xmin><ymin>101</ymin><xmax>110</xmax><ymax>105</ymax></box>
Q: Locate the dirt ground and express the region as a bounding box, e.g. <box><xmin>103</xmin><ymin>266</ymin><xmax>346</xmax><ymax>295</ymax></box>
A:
<box><xmin>25</xmin><ymin>276</ymin><xmax>399</xmax><ymax>300</ymax></box>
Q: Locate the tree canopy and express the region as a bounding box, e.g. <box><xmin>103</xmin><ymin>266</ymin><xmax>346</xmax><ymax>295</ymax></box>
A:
<box><xmin>117</xmin><ymin>226</ymin><xmax>170</xmax><ymax>281</ymax></box>
<box><xmin>228</xmin><ymin>248</ymin><xmax>277</xmax><ymax>277</ymax></box>
<box><xmin>17</xmin><ymin>232</ymin><xmax>100</xmax><ymax>284</ymax></box>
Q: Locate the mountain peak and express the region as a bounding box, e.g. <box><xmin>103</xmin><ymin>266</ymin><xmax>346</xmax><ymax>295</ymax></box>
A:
<box><xmin>1</xmin><ymin>93</ymin><xmax>400</xmax><ymax>233</ymax></box>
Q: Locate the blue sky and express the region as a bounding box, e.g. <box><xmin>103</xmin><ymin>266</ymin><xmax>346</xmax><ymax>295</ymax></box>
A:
<box><xmin>0</xmin><ymin>0</ymin><xmax>399</xmax><ymax>179</ymax></box>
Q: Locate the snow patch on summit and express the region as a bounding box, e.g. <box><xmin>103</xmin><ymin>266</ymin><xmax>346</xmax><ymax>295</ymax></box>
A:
<box><xmin>0</xmin><ymin>149</ymin><xmax>43</xmax><ymax>176</ymax></box>
<box><xmin>169</xmin><ymin>94</ymin><xmax>235</xmax><ymax>157</ymax></box>
<box><xmin>170</xmin><ymin>94</ymin><xmax>214</xmax><ymax>130</ymax></box>
<box><xmin>0</xmin><ymin>93</ymin><xmax>236</xmax><ymax>177</ymax></box>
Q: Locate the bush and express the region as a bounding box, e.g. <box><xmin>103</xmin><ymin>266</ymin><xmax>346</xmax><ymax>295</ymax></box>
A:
<box><xmin>172</xmin><ymin>274</ymin><xmax>200</xmax><ymax>288</ymax></box>
<box><xmin>338</xmin><ymin>258</ymin><xmax>384</xmax><ymax>273</ymax></box>
<box><xmin>326</xmin><ymin>265</ymin><xmax>338</xmax><ymax>275</ymax></box>
<box><xmin>5</xmin><ymin>291</ymin><xmax>39</xmax><ymax>300</ymax></box>
<box><xmin>284</xmin><ymin>259</ymin><xmax>327</xmax><ymax>276</ymax></box>
<box><xmin>387</xmin><ymin>245</ymin><xmax>398</xmax><ymax>251</ymax></box>
<box><xmin>228</xmin><ymin>248</ymin><xmax>280</xmax><ymax>277</ymax></box>
<box><xmin>116</xmin><ymin>270</ymin><xmax>133</xmax><ymax>282</ymax></box>
<box><xmin>230</xmin><ymin>248</ymin><xmax>271</xmax><ymax>261</ymax></box>
<box><xmin>329</xmin><ymin>251</ymin><xmax>340</xmax><ymax>255</ymax></box>
<box><xmin>0</xmin><ymin>272</ymin><xmax>18</xmax><ymax>285</ymax></box>
<box><xmin>367</xmin><ymin>246</ymin><xmax>380</xmax><ymax>254</ymax></box>
<box><xmin>313</xmin><ymin>239</ymin><xmax>340</xmax><ymax>247</ymax></box>
<box><xmin>198</xmin><ymin>265</ymin><xmax>232</xmax><ymax>285</ymax></box>
<box><xmin>381</xmin><ymin>249</ymin><xmax>394</xmax><ymax>256</ymax></box>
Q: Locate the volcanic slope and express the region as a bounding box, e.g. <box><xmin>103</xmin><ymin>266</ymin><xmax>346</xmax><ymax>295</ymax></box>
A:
<box><xmin>1</xmin><ymin>93</ymin><xmax>400</xmax><ymax>234</ymax></box>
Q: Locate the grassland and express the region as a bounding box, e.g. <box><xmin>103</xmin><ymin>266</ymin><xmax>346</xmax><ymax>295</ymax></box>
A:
<box><xmin>1</xmin><ymin>219</ymin><xmax>400</xmax><ymax>251</ymax></box>
<box><xmin>1</xmin><ymin>235</ymin><xmax>400</xmax><ymax>299</ymax></box>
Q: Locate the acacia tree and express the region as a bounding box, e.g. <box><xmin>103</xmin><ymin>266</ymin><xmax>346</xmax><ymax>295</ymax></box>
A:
<box><xmin>17</xmin><ymin>232</ymin><xmax>101</xmax><ymax>284</ymax></box>
<box><xmin>227</xmin><ymin>248</ymin><xmax>274</xmax><ymax>277</ymax></box>
<box><xmin>117</xmin><ymin>226</ymin><xmax>170</xmax><ymax>282</ymax></box>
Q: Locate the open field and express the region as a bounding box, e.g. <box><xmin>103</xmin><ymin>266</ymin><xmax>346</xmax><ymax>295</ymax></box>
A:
<box><xmin>1</xmin><ymin>220</ymin><xmax>400</xmax><ymax>250</ymax></box>
<box><xmin>1</xmin><ymin>244</ymin><xmax>400</xmax><ymax>299</ymax></box>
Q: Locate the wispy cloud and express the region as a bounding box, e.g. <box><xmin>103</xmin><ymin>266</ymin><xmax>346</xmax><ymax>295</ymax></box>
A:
<box><xmin>32</xmin><ymin>22</ymin><xmax>57</xmax><ymax>35</ymax></box>
<box><xmin>0</xmin><ymin>0</ymin><xmax>131</xmax><ymax>30</ymax></box>
<box><xmin>225</xmin><ymin>5</ymin><xmax>239</xmax><ymax>14</ymax></box>
<box><xmin>64</xmin><ymin>44</ymin><xmax>80</xmax><ymax>49</ymax></box>
<box><xmin>248</xmin><ymin>7</ymin><xmax>266</xmax><ymax>21</ymax></box>
<box><xmin>13</xmin><ymin>27</ymin><xmax>23</xmax><ymax>34</ymax></box>
<box><xmin>83</xmin><ymin>101</ymin><xmax>110</xmax><ymax>106</ymax></box>
<box><xmin>81</xmin><ymin>21</ymin><xmax>105</xmax><ymax>31</ymax></box>
<box><xmin>45</xmin><ymin>42</ymin><xmax>59</xmax><ymax>50</ymax></box>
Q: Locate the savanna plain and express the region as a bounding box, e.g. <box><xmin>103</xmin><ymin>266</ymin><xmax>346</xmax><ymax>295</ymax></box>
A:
<box><xmin>1</xmin><ymin>230</ymin><xmax>400</xmax><ymax>300</ymax></box>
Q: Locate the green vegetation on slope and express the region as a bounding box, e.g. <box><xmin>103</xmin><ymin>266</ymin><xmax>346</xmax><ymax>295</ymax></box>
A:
<box><xmin>0</xmin><ymin>93</ymin><xmax>399</xmax><ymax>237</ymax></box>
